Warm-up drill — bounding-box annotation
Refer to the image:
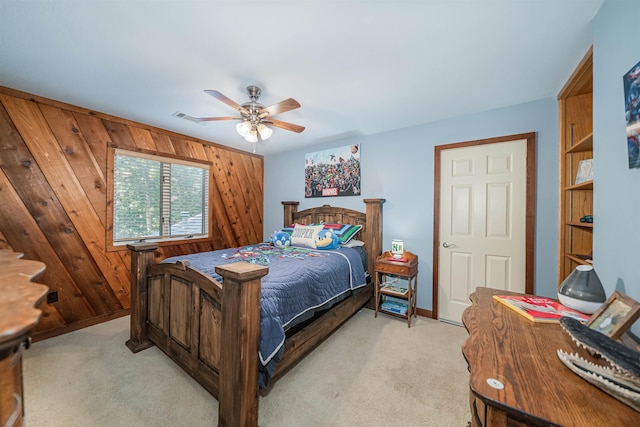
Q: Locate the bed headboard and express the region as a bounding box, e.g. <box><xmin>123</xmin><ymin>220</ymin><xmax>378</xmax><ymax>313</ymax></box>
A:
<box><xmin>281</xmin><ymin>199</ymin><xmax>385</xmax><ymax>275</ymax></box>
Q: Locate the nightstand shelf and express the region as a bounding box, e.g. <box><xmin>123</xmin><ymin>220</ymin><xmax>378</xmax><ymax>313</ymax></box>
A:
<box><xmin>374</xmin><ymin>251</ymin><xmax>418</xmax><ymax>327</ymax></box>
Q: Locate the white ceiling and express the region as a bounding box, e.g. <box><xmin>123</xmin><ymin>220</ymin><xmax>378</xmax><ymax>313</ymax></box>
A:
<box><xmin>0</xmin><ymin>0</ymin><xmax>603</xmax><ymax>156</ymax></box>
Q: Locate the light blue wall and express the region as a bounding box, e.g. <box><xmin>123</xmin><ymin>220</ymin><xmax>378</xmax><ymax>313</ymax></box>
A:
<box><xmin>264</xmin><ymin>98</ymin><xmax>559</xmax><ymax>312</ymax></box>
<box><xmin>593</xmin><ymin>0</ymin><xmax>640</xmax><ymax>333</ymax></box>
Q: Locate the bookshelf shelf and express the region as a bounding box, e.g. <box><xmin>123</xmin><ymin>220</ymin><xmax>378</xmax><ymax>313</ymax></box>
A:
<box><xmin>558</xmin><ymin>47</ymin><xmax>593</xmax><ymax>286</ymax></box>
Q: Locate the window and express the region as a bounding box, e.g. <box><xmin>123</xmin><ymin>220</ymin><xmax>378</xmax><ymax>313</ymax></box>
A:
<box><xmin>112</xmin><ymin>149</ymin><xmax>209</xmax><ymax>244</ymax></box>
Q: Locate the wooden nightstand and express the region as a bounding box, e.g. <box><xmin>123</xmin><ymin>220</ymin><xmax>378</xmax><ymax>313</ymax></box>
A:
<box><xmin>374</xmin><ymin>251</ymin><xmax>418</xmax><ymax>327</ymax></box>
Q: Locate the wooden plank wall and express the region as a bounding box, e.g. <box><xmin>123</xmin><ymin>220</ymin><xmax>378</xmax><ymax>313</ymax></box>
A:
<box><xmin>0</xmin><ymin>86</ymin><xmax>264</xmax><ymax>340</ymax></box>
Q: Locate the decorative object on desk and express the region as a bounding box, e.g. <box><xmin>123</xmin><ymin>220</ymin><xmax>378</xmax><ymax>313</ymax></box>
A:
<box><xmin>586</xmin><ymin>291</ymin><xmax>640</xmax><ymax>340</ymax></box>
<box><xmin>493</xmin><ymin>294</ymin><xmax>590</xmax><ymax>323</ymax></box>
<box><xmin>558</xmin><ymin>316</ymin><xmax>640</xmax><ymax>412</ymax></box>
<box><xmin>575</xmin><ymin>158</ymin><xmax>593</xmax><ymax>184</ymax></box>
<box><xmin>391</xmin><ymin>239</ymin><xmax>404</xmax><ymax>259</ymax></box>
<box><xmin>558</xmin><ymin>265</ymin><xmax>606</xmax><ymax>314</ymax></box>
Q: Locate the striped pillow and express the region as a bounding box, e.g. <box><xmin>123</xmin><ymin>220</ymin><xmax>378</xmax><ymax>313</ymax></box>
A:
<box><xmin>316</xmin><ymin>223</ymin><xmax>363</xmax><ymax>244</ymax></box>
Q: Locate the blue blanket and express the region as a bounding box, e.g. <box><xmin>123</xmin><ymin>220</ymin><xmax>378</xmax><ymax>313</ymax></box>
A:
<box><xmin>162</xmin><ymin>244</ymin><xmax>367</xmax><ymax>387</ymax></box>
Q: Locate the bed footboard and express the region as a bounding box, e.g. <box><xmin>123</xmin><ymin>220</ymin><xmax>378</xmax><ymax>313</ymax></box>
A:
<box><xmin>126</xmin><ymin>242</ymin><xmax>268</xmax><ymax>427</ymax></box>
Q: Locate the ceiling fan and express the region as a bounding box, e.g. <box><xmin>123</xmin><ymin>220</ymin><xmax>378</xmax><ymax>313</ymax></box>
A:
<box><xmin>174</xmin><ymin>85</ymin><xmax>305</xmax><ymax>144</ymax></box>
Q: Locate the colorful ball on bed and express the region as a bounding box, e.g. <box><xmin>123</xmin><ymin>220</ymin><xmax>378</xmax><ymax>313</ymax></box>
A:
<box><xmin>315</xmin><ymin>229</ymin><xmax>341</xmax><ymax>250</ymax></box>
<box><xmin>270</xmin><ymin>231</ymin><xmax>291</xmax><ymax>247</ymax></box>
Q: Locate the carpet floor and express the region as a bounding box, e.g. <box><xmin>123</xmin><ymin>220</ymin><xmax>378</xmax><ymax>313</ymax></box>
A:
<box><xmin>23</xmin><ymin>309</ymin><xmax>471</xmax><ymax>426</ymax></box>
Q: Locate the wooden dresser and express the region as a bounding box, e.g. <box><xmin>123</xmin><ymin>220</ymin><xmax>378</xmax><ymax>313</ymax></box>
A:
<box><xmin>462</xmin><ymin>287</ymin><xmax>640</xmax><ymax>426</ymax></box>
<box><xmin>0</xmin><ymin>250</ymin><xmax>48</xmax><ymax>427</ymax></box>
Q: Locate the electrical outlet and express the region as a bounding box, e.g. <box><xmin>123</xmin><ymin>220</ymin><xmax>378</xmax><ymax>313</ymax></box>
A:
<box><xmin>47</xmin><ymin>291</ymin><xmax>58</xmax><ymax>304</ymax></box>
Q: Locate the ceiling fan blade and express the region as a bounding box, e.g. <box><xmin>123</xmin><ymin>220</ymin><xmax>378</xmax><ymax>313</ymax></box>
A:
<box><xmin>204</xmin><ymin>90</ymin><xmax>249</xmax><ymax>115</ymax></box>
<box><xmin>173</xmin><ymin>112</ymin><xmax>241</xmax><ymax>123</ymax></box>
<box><xmin>196</xmin><ymin>116</ymin><xmax>243</xmax><ymax>122</ymax></box>
<box><xmin>267</xmin><ymin>118</ymin><xmax>305</xmax><ymax>133</ymax></box>
<box><xmin>259</xmin><ymin>98</ymin><xmax>301</xmax><ymax>116</ymax></box>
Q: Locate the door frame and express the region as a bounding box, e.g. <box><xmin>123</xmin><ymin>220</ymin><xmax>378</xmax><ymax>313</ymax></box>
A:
<box><xmin>432</xmin><ymin>132</ymin><xmax>536</xmax><ymax>320</ymax></box>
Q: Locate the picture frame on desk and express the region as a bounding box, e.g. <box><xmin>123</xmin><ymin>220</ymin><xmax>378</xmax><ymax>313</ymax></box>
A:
<box><xmin>587</xmin><ymin>291</ymin><xmax>640</xmax><ymax>339</ymax></box>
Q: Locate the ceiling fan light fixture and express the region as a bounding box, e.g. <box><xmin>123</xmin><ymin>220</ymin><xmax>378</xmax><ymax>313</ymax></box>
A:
<box><xmin>257</xmin><ymin>123</ymin><xmax>273</xmax><ymax>140</ymax></box>
<box><xmin>236</xmin><ymin>121</ymin><xmax>251</xmax><ymax>137</ymax></box>
<box><xmin>244</xmin><ymin>129</ymin><xmax>258</xmax><ymax>143</ymax></box>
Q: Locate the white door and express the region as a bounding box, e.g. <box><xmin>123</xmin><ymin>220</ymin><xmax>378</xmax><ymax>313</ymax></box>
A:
<box><xmin>438</xmin><ymin>138</ymin><xmax>528</xmax><ymax>324</ymax></box>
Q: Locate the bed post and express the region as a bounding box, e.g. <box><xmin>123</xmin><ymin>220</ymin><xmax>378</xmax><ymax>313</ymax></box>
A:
<box><xmin>363</xmin><ymin>199</ymin><xmax>385</xmax><ymax>275</ymax></box>
<box><xmin>216</xmin><ymin>262</ymin><xmax>269</xmax><ymax>427</ymax></box>
<box><xmin>125</xmin><ymin>242</ymin><xmax>159</xmax><ymax>353</ymax></box>
<box><xmin>282</xmin><ymin>201</ymin><xmax>299</xmax><ymax>227</ymax></box>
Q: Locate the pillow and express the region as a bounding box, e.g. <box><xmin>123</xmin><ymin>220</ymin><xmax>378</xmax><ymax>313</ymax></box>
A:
<box><xmin>270</xmin><ymin>230</ymin><xmax>291</xmax><ymax>247</ymax></box>
<box><xmin>315</xmin><ymin>229</ymin><xmax>341</xmax><ymax>250</ymax></box>
<box><xmin>316</xmin><ymin>223</ymin><xmax>363</xmax><ymax>244</ymax></box>
<box><xmin>342</xmin><ymin>238</ymin><xmax>364</xmax><ymax>248</ymax></box>
<box><xmin>278</xmin><ymin>226</ymin><xmax>294</xmax><ymax>236</ymax></box>
<box><xmin>290</xmin><ymin>224</ymin><xmax>324</xmax><ymax>248</ymax></box>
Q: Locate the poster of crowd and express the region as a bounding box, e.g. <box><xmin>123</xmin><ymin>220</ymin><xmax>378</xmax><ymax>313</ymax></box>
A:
<box><xmin>305</xmin><ymin>144</ymin><xmax>361</xmax><ymax>198</ymax></box>
<box><xmin>623</xmin><ymin>60</ymin><xmax>640</xmax><ymax>168</ymax></box>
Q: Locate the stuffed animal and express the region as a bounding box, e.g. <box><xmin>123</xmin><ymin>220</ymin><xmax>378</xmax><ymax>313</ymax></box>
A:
<box><xmin>270</xmin><ymin>230</ymin><xmax>291</xmax><ymax>247</ymax></box>
<box><xmin>315</xmin><ymin>229</ymin><xmax>341</xmax><ymax>250</ymax></box>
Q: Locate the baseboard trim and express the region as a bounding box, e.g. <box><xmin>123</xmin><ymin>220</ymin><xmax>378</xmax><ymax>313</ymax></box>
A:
<box><xmin>415</xmin><ymin>307</ymin><xmax>433</xmax><ymax>319</ymax></box>
<box><xmin>32</xmin><ymin>309</ymin><xmax>130</xmax><ymax>342</ymax></box>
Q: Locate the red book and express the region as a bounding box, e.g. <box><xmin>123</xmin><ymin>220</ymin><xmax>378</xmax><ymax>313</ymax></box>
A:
<box><xmin>492</xmin><ymin>294</ymin><xmax>590</xmax><ymax>323</ymax></box>
<box><xmin>387</xmin><ymin>257</ymin><xmax>407</xmax><ymax>262</ymax></box>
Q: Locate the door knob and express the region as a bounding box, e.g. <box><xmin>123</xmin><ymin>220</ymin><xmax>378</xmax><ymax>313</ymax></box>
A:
<box><xmin>442</xmin><ymin>242</ymin><xmax>456</xmax><ymax>248</ymax></box>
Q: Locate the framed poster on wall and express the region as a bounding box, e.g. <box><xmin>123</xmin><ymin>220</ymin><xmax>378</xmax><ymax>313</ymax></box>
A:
<box><xmin>305</xmin><ymin>144</ymin><xmax>361</xmax><ymax>198</ymax></box>
<box><xmin>623</xmin><ymin>60</ymin><xmax>640</xmax><ymax>168</ymax></box>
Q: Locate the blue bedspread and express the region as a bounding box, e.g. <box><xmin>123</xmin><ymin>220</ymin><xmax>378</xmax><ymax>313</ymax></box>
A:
<box><xmin>162</xmin><ymin>243</ymin><xmax>366</xmax><ymax>388</ymax></box>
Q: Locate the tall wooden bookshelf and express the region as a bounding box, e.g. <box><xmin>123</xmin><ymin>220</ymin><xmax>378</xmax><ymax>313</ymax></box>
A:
<box><xmin>558</xmin><ymin>47</ymin><xmax>593</xmax><ymax>285</ymax></box>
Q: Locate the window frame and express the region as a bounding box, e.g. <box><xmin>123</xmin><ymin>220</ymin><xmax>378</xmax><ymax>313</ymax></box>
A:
<box><xmin>107</xmin><ymin>147</ymin><xmax>213</xmax><ymax>251</ymax></box>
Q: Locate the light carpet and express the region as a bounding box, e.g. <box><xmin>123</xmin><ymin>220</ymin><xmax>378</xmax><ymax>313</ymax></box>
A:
<box><xmin>23</xmin><ymin>309</ymin><xmax>471</xmax><ymax>426</ymax></box>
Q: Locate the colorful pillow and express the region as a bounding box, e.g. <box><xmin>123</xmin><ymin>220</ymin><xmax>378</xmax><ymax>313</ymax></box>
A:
<box><xmin>278</xmin><ymin>226</ymin><xmax>294</xmax><ymax>236</ymax></box>
<box><xmin>315</xmin><ymin>229</ymin><xmax>341</xmax><ymax>250</ymax></box>
<box><xmin>315</xmin><ymin>223</ymin><xmax>363</xmax><ymax>244</ymax></box>
<box><xmin>290</xmin><ymin>224</ymin><xmax>324</xmax><ymax>248</ymax></box>
<box><xmin>270</xmin><ymin>230</ymin><xmax>291</xmax><ymax>247</ymax></box>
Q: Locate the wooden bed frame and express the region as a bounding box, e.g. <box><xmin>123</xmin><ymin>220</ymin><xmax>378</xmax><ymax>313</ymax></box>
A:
<box><xmin>125</xmin><ymin>199</ymin><xmax>385</xmax><ymax>427</ymax></box>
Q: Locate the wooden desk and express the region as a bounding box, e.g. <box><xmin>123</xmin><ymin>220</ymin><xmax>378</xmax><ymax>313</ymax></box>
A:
<box><xmin>462</xmin><ymin>287</ymin><xmax>640</xmax><ymax>426</ymax></box>
<box><xmin>0</xmin><ymin>250</ymin><xmax>48</xmax><ymax>427</ymax></box>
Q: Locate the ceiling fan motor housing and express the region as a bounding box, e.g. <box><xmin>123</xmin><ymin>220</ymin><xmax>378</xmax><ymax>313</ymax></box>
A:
<box><xmin>246</xmin><ymin>85</ymin><xmax>261</xmax><ymax>102</ymax></box>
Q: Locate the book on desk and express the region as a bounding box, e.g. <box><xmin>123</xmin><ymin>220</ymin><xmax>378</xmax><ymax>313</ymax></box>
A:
<box><xmin>492</xmin><ymin>294</ymin><xmax>590</xmax><ymax>323</ymax></box>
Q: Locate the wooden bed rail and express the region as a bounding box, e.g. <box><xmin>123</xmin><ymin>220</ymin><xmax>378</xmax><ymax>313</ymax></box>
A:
<box><xmin>126</xmin><ymin>200</ymin><xmax>384</xmax><ymax>427</ymax></box>
<box><xmin>125</xmin><ymin>242</ymin><xmax>269</xmax><ymax>427</ymax></box>
<box><xmin>125</xmin><ymin>242</ymin><xmax>158</xmax><ymax>354</ymax></box>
